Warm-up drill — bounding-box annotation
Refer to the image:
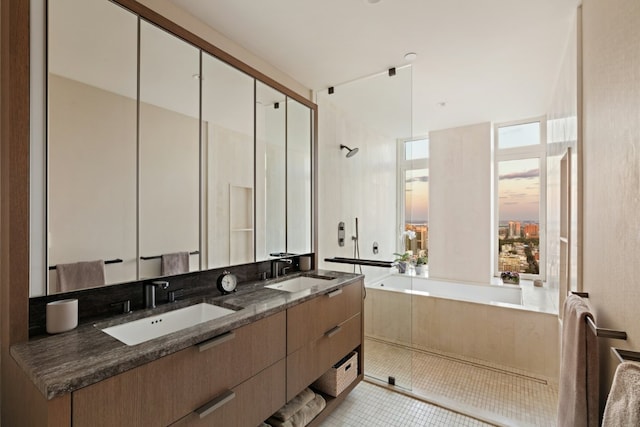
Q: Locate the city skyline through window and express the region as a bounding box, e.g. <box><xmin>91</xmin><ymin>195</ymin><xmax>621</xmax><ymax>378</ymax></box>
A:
<box><xmin>495</xmin><ymin>119</ymin><xmax>545</xmax><ymax>277</ymax></box>
<box><xmin>401</xmin><ymin>139</ymin><xmax>429</xmax><ymax>258</ymax></box>
<box><xmin>498</xmin><ymin>158</ymin><xmax>540</xmax><ymax>274</ymax></box>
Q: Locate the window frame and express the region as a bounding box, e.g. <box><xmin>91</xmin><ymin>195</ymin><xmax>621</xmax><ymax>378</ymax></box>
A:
<box><xmin>494</xmin><ymin>117</ymin><xmax>547</xmax><ymax>281</ymax></box>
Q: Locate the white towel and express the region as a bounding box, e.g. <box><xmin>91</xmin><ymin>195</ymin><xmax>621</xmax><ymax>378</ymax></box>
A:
<box><xmin>56</xmin><ymin>260</ymin><xmax>106</xmax><ymax>292</ymax></box>
<box><xmin>602</xmin><ymin>361</ymin><xmax>640</xmax><ymax>426</ymax></box>
<box><xmin>557</xmin><ymin>294</ymin><xmax>599</xmax><ymax>427</ymax></box>
<box><xmin>161</xmin><ymin>252</ymin><xmax>189</xmax><ymax>276</ymax></box>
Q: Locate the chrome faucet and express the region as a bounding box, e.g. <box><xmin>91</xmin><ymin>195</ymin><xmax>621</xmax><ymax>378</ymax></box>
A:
<box><xmin>271</xmin><ymin>258</ymin><xmax>293</xmax><ymax>279</ymax></box>
<box><xmin>144</xmin><ymin>281</ymin><xmax>169</xmax><ymax>309</ymax></box>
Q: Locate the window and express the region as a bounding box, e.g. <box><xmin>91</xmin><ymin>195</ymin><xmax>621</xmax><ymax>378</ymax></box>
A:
<box><xmin>398</xmin><ymin>138</ymin><xmax>429</xmax><ymax>260</ymax></box>
<box><xmin>495</xmin><ymin>119</ymin><xmax>546</xmax><ymax>279</ymax></box>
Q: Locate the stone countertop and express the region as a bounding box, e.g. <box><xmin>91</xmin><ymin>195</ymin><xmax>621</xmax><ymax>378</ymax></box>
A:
<box><xmin>11</xmin><ymin>270</ymin><xmax>362</xmax><ymax>400</ymax></box>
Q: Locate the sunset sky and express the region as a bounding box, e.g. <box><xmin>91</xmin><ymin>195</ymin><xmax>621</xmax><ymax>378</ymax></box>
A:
<box><xmin>404</xmin><ymin>160</ymin><xmax>540</xmax><ymax>224</ymax></box>
<box><xmin>403</xmin><ymin>123</ymin><xmax>541</xmax><ymax>225</ymax></box>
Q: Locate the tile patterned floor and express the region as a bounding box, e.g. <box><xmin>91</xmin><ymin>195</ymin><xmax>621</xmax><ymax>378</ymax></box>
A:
<box><xmin>319</xmin><ymin>381</ymin><xmax>492</xmax><ymax>427</ymax></box>
<box><xmin>364</xmin><ymin>338</ymin><xmax>559</xmax><ymax>427</ymax></box>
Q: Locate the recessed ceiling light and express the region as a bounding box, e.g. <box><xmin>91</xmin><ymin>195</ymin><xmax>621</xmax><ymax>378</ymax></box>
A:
<box><xmin>437</xmin><ymin>101</ymin><xmax>447</xmax><ymax>108</ymax></box>
<box><xmin>365</xmin><ymin>0</ymin><xmax>382</xmax><ymax>4</ymax></box>
<box><xmin>404</xmin><ymin>52</ymin><xmax>417</xmax><ymax>62</ymax></box>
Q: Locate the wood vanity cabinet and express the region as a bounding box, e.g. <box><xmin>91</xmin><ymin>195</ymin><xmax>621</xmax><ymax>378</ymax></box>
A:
<box><xmin>72</xmin><ymin>311</ymin><xmax>286</xmax><ymax>427</ymax></box>
<box><xmin>286</xmin><ymin>279</ymin><xmax>363</xmax><ymax>401</ymax></box>
<box><xmin>25</xmin><ymin>279</ymin><xmax>363</xmax><ymax>427</ymax></box>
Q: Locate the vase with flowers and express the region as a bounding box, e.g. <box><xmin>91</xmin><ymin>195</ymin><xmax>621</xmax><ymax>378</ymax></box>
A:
<box><xmin>414</xmin><ymin>254</ymin><xmax>428</xmax><ymax>275</ymax></box>
<box><xmin>500</xmin><ymin>271</ymin><xmax>520</xmax><ymax>285</ymax></box>
<box><xmin>394</xmin><ymin>229</ymin><xmax>417</xmax><ymax>274</ymax></box>
<box><xmin>393</xmin><ymin>251</ymin><xmax>411</xmax><ymax>274</ymax></box>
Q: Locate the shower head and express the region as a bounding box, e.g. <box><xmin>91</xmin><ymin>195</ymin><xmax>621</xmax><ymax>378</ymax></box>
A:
<box><xmin>340</xmin><ymin>144</ymin><xmax>359</xmax><ymax>158</ymax></box>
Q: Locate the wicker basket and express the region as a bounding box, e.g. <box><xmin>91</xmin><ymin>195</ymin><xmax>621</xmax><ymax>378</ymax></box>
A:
<box><xmin>312</xmin><ymin>351</ymin><xmax>358</xmax><ymax>397</ymax></box>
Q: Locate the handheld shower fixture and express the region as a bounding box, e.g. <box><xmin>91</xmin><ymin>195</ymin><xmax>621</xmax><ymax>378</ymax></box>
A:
<box><xmin>340</xmin><ymin>144</ymin><xmax>359</xmax><ymax>158</ymax></box>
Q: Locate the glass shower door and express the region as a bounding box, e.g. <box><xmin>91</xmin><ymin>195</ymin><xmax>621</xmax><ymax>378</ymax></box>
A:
<box><xmin>316</xmin><ymin>65</ymin><xmax>414</xmax><ymax>392</ymax></box>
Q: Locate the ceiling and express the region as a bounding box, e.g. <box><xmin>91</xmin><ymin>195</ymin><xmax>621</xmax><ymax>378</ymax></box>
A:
<box><xmin>170</xmin><ymin>0</ymin><xmax>579</xmax><ymax>137</ymax></box>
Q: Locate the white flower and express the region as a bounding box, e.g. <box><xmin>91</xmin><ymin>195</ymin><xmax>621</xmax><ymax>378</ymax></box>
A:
<box><xmin>401</xmin><ymin>230</ymin><xmax>416</xmax><ymax>240</ymax></box>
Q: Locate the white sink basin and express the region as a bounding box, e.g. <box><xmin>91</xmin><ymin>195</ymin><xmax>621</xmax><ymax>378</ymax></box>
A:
<box><xmin>100</xmin><ymin>303</ymin><xmax>236</xmax><ymax>346</ymax></box>
<box><xmin>265</xmin><ymin>276</ymin><xmax>335</xmax><ymax>293</ymax></box>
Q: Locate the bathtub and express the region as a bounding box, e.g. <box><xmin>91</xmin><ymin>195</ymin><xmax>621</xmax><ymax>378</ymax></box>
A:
<box><xmin>366</xmin><ymin>274</ymin><xmax>523</xmax><ymax>306</ymax></box>
<box><xmin>364</xmin><ymin>273</ymin><xmax>559</xmax><ymax>380</ymax></box>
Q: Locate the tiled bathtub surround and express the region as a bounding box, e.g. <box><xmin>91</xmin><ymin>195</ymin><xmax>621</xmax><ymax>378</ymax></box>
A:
<box><xmin>364</xmin><ymin>338</ymin><xmax>558</xmax><ymax>426</ymax></box>
<box><xmin>364</xmin><ymin>277</ymin><xmax>560</xmax><ymax>380</ymax></box>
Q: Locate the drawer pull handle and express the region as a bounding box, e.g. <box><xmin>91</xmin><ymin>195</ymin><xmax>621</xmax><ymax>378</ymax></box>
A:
<box><xmin>326</xmin><ymin>288</ymin><xmax>343</xmax><ymax>298</ymax></box>
<box><xmin>325</xmin><ymin>325</ymin><xmax>342</xmax><ymax>338</ymax></box>
<box><xmin>197</xmin><ymin>331</ymin><xmax>236</xmax><ymax>352</ymax></box>
<box><xmin>195</xmin><ymin>389</ymin><xmax>235</xmax><ymax>419</ymax></box>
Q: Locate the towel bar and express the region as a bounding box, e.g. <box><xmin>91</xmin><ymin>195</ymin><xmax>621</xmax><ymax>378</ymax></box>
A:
<box><xmin>571</xmin><ymin>291</ymin><xmax>590</xmax><ymax>298</ymax></box>
<box><xmin>611</xmin><ymin>348</ymin><xmax>640</xmax><ymax>363</ymax></box>
<box><xmin>141</xmin><ymin>250</ymin><xmax>199</xmax><ymax>261</ymax></box>
<box><xmin>324</xmin><ymin>257</ymin><xmax>393</xmax><ymax>268</ymax></box>
<box><xmin>48</xmin><ymin>258</ymin><xmax>123</xmax><ymax>271</ymax></box>
<box><xmin>586</xmin><ymin>315</ymin><xmax>628</xmax><ymax>340</ymax></box>
<box><xmin>571</xmin><ymin>292</ymin><xmax>628</xmax><ymax>340</ymax></box>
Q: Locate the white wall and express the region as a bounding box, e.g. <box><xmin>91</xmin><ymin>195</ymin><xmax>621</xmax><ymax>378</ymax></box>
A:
<box><xmin>138</xmin><ymin>102</ymin><xmax>200</xmax><ymax>279</ymax></box>
<box><xmin>137</xmin><ymin>0</ymin><xmax>311</xmax><ymax>101</ymax></box>
<box><xmin>428</xmin><ymin>122</ymin><xmax>493</xmax><ymax>284</ymax></box>
<box><xmin>581</xmin><ymin>0</ymin><xmax>640</xmax><ymax>409</ymax></box>
<box><xmin>48</xmin><ymin>74</ymin><xmax>137</xmax><ymax>291</ymax></box>
<box><xmin>317</xmin><ymin>95</ymin><xmax>397</xmax><ymax>283</ymax></box>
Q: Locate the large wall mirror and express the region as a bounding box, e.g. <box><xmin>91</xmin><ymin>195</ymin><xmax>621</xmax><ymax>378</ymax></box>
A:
<box><xmin>287</xmin><ymin>99</ymin><xmax>312</xmax><ymax>254</ymax></box>
<box><xmin>138</xmin><ymin>21</ymin><xmax>200</xmax><ymax>279</ymax></box>
<box><xmin>202</xmin><ymin>52</ymin><xmax>255</xmax><ymax>268</ymax></box>
<box><xmin>36</xmin><ymin>0</ymin><xmax>314</xmax><ymax>297</ymax></box>
<box><xmin>48</xmin><ymin>0</ymin><xmax>138</xmax><ymax>293</ymax></box>
<box><xmin>256</xmin><ymin>82</ymin><xmax>287</xmax><ymax>259</ymax></box>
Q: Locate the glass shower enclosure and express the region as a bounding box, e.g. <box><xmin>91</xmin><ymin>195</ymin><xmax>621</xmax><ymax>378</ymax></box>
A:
<box><xmin>316</xmin><ymin>65</ymin><xmax>416</xmax><ymax>392</ymax></box>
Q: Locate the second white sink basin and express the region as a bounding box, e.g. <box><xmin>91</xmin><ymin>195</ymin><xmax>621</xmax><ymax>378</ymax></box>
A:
<box><xmin>265</xmin><ymin>276</ymin><xmax>335</xmax><ymax>293</ymax></box>
<box><xmin>100</xmin><ymin>303</ymin><xmax>236</xmax><ymax>346</ymax></box>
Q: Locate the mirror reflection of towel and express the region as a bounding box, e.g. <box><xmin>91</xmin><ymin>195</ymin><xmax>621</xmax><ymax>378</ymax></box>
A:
<box><xmin>161</xmin><ymin>252</ymin><xmax>189</xmax><ymax>276</ymax></box>
<box><xmin>57</xmin><ymin>260</ymin><xmax>106</xmax><ymax>292</ymax></box>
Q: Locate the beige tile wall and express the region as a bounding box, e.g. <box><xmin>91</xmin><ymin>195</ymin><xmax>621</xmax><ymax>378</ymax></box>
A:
<box><xmin>581</xmin><ymin>0</ymin><xmax>640</xmax><ymax>410</ymax></box>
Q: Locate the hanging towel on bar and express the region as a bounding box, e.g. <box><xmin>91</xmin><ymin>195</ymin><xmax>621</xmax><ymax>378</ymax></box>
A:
<box><xmin>558</xmin><ymin>294</ymin><xmax>599</xmax><ymax>427</ymax></box>
<box><xmin>161</xmin><ymin>252</ymin><xmax>189</xmax><ymax>276</ymax></box>
<box><xmin>57</xmin><ymin>260</ymin><xmax>106</xmax><ymax>292</ymax></box>
<box><xmin>602</xmin><ymin>361</ymin><xmax>640</xmax><ymax>426</ymax></box>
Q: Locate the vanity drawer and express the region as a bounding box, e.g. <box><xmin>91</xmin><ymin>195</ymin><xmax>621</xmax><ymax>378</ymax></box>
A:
<box><xmin>72</xmin><ymin>311</ymin><xmax>285</xmax><ymax>427</ymax></box>
<box><xmin>287</xmin><ymin>279</ymin><xmax>362</xmax><ymax>354</ymax></box>
<box><xmin>170</xmin><ymin>358</ymin><xmax>286</xmax><ymax>427</ymax></box>
<box><xmin>286</xmin><ymin>312</ymin><xmax>361</xmax><ymax>401</ymax></box>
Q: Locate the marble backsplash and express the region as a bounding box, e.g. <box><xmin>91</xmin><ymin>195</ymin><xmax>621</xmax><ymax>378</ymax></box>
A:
<box><xmin>28</xmin><ymin>254</ymin><xmax>313</xmax><ymax>337</ymax></box>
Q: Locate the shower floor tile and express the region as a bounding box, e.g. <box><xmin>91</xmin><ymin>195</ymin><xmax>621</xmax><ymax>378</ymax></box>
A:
<box><xmin>319</xmin><ymin>381</ymin><xmax>492</xmax><ymax>427</ymax></box>
<box><xmin>364</xmin><ymin>337</ymin><xmax>558</xmax><ymax>427</ymax></box>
